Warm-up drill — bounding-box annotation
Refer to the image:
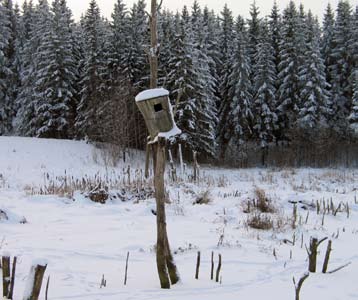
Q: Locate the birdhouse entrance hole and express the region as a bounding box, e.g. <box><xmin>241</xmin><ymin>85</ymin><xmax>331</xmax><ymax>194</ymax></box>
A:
<box><xmin>154</xmin><ymin>103</ymin><xmax>163</xmax><ymax>112</ymax></box>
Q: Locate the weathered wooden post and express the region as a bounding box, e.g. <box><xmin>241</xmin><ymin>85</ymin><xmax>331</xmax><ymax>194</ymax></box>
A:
<box><xmin>135</xmin><ymin>89</ymin><xmax>181</xmax><ymax>289</ymax></box>
<box><xmin>23</xmin><ymin>260</ymin><xmax>47</xmax><ymax>300</ymax></box>
<box><xmin>2</xmin><ymin>255</ymin><xmax>11</xmax><ymax>298</ymax></box>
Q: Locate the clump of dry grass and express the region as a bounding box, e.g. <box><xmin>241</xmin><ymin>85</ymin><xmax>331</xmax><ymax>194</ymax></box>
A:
<box><xmin>193</xmin><ymin>190</ymin><xmax>212</xmax><ymax>205</ymax></box>
<box><xmin>247</xmin><ymin>214</ymin><xmax>274</xmax><ymax>230</ymax></box>
<box><xmin>24</xmin><ymin>168</ymin><xmax>153</xmax><ymax>202</ymax></box>
<box><xmin>253</xmin><ymin>187</ymin><xmax>276</xmax><ymax>213</ymax></box>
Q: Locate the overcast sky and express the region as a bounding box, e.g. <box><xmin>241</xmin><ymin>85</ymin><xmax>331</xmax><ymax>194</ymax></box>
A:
<box><xmin>16</xmin><ymin>0</ymin><xmax>357</xmax><ymax>21</ymax></box>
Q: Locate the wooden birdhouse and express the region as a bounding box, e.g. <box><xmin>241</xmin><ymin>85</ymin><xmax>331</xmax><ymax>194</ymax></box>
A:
<box><xmin>135</xmin><ymin>88</ymin><xmax>181</xmax><ymax>142</ymax></box>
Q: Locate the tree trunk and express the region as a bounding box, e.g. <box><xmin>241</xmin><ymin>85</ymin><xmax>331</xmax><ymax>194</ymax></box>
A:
<box><xmin>149</xmin><ymin>0</ymin><xmax>158</xmax><ymax>89</ymax></box>
<box><xmin>154</xmin><ymin>140</ymin><xmax>170</xmax><ymax>289</ymax></box>
<box><xmin>164</xmin><ymin>233</ymin><xmax>179</xmax><ymax>284</ymax></box>
<box><xmin>154</xmin><ymin>138</ymin><xmax>179</xmax><ymax>288</ymax></box>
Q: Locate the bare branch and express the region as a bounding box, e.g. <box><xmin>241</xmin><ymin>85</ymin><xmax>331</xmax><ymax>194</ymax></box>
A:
<box><xmin>157</xmin><ymin>0</ymin><xmax>164</xmax><ymax>11</ymax></box>
<box><xmin>145</xmin><ymin>11</ymin><xmax>152</xmax><ymax>20</ymax></box>
<box><xmin>318</xmin><ymin>237</ymin><xmax>328</xmax><ymax>247</ymax></box>
<box><xmin>305</xmin><ymin>244</ymin><xmax>310</xmax><ymax>256</ymax></box>
<box><xmin>173</xmin><ymin>84</ymin><xmax>183</xmax><ymax>117</ymax></box>
<box><xmin>328</xmin><ymin>262</ymin><xmax>351</xmax><ymax>274</ymax></box>
<box><xmin>293</xmin><ymin>272</ymin><xmax>309</xmax><ymax>300</ymax></box>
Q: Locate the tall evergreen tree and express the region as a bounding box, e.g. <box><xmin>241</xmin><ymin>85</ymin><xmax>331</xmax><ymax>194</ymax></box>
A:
<box><xmin>75</xmin><ymin>0</ymin><xmax>107</xmax><ymax>140</ymax></box>
<box><xmin>247</xmin><ymin>1</ymin><xmax>261</xmax><ymax>68</ymax></box>
<box><xmin>16</xmin><ymin>0</ymin><xmax>52</xmax><ymax>136</ymax></box>
<box><xmin>276</xmin><ymin>1</ymin><xmax>301</xmax><ymax>140</ymax></box>
<box><xmin>321</xmin><ymin>3</ymin><xmax>335</xmax><ymax>87</ymax></box>
<box><xmin>348</xmin><ymin>70</ymin><xmax>358</xmax><ymax>133</ymax></box>
<box><xmin>297</xmin><ymin>12</ymin><xmax>330</xmax><ymax>129</ymax></box>
<box><xmin>269</xmin><ymin>0</ymin><xmax>281</xmax><ymax>74</ymax></box>
<box><xmin>329</xmin><ymin>0</ymin><xmax>353</xmax><ymax>131</ymax></box>
<box><xmin>190</xmin><ymin>1</ymin><xmax>218</xmax><ymax>157</ymax></box>
<box><xmin>253</xmin><ymin>20</ymin><xmax>277</xmax><ymax>151</ymax></box>
<box><xmin>34</xmin><ymin>0</ymin><xmax>77</xmax><ymax>138</ymax></box>
<box><xmin>228</xmin><ymin>28</ymin><xmax>253</xmax><ymax>147</ymax></box>
<box><xmin>217</xmin><ymin>4</ymin><xmax>235</xmax><ymax>158</ymax></box>
<box><xmin>0</xmin><ymin>0</ymin><xmax>14</xmax><ymax>134</ymax></box>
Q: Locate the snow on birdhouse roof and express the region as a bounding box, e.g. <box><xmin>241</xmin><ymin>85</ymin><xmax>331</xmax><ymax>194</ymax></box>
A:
<box><xmin>135</xmin><ymin>88</ymin><xmax>169</xmax><ymax>102</ymax></box>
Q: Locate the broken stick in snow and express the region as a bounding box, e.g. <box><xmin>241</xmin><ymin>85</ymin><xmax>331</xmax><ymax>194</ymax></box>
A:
<box><xmin>322</xmin><ymin>240</ymin><xmax>332</xmax><ymax>273</ymax></box>
<box><xmin>195</xmin><ymin>251</ymin><xmax>200</xmax><ymax>279</ymax></box>
<box><xmin>124</xmin><ymin>252</ymin><xmax>130</xmax><ymax>285</ymax></box>
<box><xmin>215</xmin><ymin>254</ymin><xmax>222</xmax><ymax>283</ymax></box>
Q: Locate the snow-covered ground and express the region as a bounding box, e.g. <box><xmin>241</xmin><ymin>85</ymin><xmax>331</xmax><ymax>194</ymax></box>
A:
<box><xmin>1</xmin><ymin>136</ymin><xmax>357</xmax><ymax>300</ymax></box>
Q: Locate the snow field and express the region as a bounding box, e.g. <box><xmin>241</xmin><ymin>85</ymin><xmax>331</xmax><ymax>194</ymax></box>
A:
<box><xmin>0</xmin><ymin>137</ymin><xmax>358</xmax><ymax>299</ymax></box>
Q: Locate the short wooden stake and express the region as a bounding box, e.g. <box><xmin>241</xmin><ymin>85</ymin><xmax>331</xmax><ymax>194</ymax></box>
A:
<box><xmin>8</xmin><ymin>256</ymin><xmax>17</xmax><ymax>299</ymax></box>
<box><xmin>2</xmin><ymin>255</ymin><xmax>10</xmax><ymax>298</ymax></box>
<box><xmin>124</xmin><ymin>252</ymin><xmax>130</xmax><ymax>285</ymax></box>
<box><xmin>195</xmin><ymin>251</ymin><xmax>200</xmax><ymax>279</ymax></box>
<box><xmin>215</xmin><ymin>254</ymin><xmax>222</xmax><ymax>283</ymax></box>
<box><xmin>322</xmin><ymin>240</ymin><xmax>332</xmax><ymax>273</ymax></box>
<box><xmin>23</xmin><ymin>262</ymin><xmax>47</xmax><ymax>300</ymax></box>
<box><xmin>210</xmin><ymin>251</ymin><xmax>214</xmax><ymax>280</ymax></box>
<box><xmin>178</xmin><ymin>144</ymin><xmax>184</xmax><ymax>177</ymax></box>
<box><xmin>307</xmin><ymin>237</ymin><xmax>327</xmax><ymax>272</ymax></box>
<box><xmin>45</xmin><ymin>276</ymin><xmax>50</xmax><ymax>300</ymax></box>
<box><xmin>193</xmin><ymin>151</ymin><xmax>198</xmax><ymax>183</ymax></box>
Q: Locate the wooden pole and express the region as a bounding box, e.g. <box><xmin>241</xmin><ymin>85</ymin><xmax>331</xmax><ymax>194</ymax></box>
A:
<box><xmin>322</xmin><ymin>240</ymin><xmax>332</xmax><ymax>273</ymax></box>
<box><xmin>145</xmin><ymin>142</ymin><xmax>151</xmax><ymax>178</ymax></box>
<box><xmin>147</xmin><ymin>0</ymin><xmax>179</xmax><ymax>289</ymax></box>
<box><xmin>23</xmin><ymin>263</ymin><xmax>47</xmax><ymax>300</ymax></box>
<box><xmin>154</xmin><ymin>139</ymin><xmax>171</xmax><ymax>288</ymax></box>
<box><xmin>124</xmin><ymin>251</ymin><xmax>130</xmax><ymax>285</ymax></box>
<box><xmin>164</xmin><ymin>233</ymin><xmax>179</xmax><ymax>284</ymax></box>
<box><xmin>193</xmin><ymin>151</ymin><xmax>198</xmax><ymax>182</ymax></box>
<box><xmin>8</xmin><ymin>256</ymin><xmax>17</xmax><ymax>300</ymax></box>
<box><xmin>195</xmin><ymin>251</ymin><xmax>200</xmax><ymax>279</ymax></box>
<box><xmin>210</xmin><ymin>251</ymin><xmax>214</xmax><ymax>280</ymax></box>
<box><xmin>2</xmin><ymin>255</ymin><xmax>10</xmax><ymax>298</ymax></box>
<box><xmin>215</xmin><ymin>254</ymin><xmax>222</xmax><ymax>282</ymax></box>
<box><xmin>149</xmin><ymin>0</ymin><xmax>158</xmax><ymax>89</ymax></box>
<box><xmin>45</xmin><ymin>276</ymin><xmax>50</xmax><ymax>300</ymax></box>
<box><xmin>307</xmin><ymin>237</ymin><xmax>327</xmax><ymax>272</ymax></box>
<box><xmin>178</xmin><ymin>144</ymin><xmax>184</xmax><ymax>177</ymax></box>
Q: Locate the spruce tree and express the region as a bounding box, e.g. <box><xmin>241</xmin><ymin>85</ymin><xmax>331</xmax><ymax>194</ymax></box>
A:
<box><xmin>253</xmin><ymin>20</ymin><xmax>277</xmax><ymax>151</ymax></box>
<box><xmin>166</xmin><ymin>6</ymin><xmax>201</xmax><ymax>155</ymax></box>
<box><xmin>321</xmin><ymin>3</ymin><xmax>335</xmax><ymax>87</ymax></box>
<box><xmin>16</xmin><ymin>0</ymin><xmax>51</xmax><ymax>136</ymax></box>
<box><xmin>247</xmin><ymin>1</ymin><xmax>261</xmax><ymax>68</ymax></box>
<box><xmin>217</xmin><ymin>4</ymin><xmax>235</xmax><ymax>158</ymax></box>
<box><xmin>329</xmin><ymin>0</ymin><xmax>353</xmax><ymax>132</ymax></box>
<box><xmin>297</xmin><ymin>12</ymin><xmax>330</xmax><ymax>129</ymax></box>
<box><xmin>348</xmin><ymin>70</ymin><xmax>358</xmax><ymax>134</ymax></box>
<box><xmin>190</xmin><ymin>1</ymin><xmax>218</xmax><ymax>157</ymax></box>
<box><xmin>269</xmin><ymin>0</ymin><xmax>281</xmax><ymax>74</ymax></box>
<box><xmin>75</xmin><ymin>0</ymin><xmax>106</xmax><ymax>140</ymax></box>
<box><xmin>0</xmin><ymin>0</ymin><xmax>13</xmax><ymax>134</ymax></box>
<box><xmin>276</xmin><ymin>1</ymin><xmax>301</xmax><ymax>140</ymax></box>
<box><xmin>228</xmin><ymin>28</ymin><xmax>253</xmax><ymax>146</ymax></box>
<box><xmin>36</xmin><ymin>0</ymin><xmax>77</xmax><ymax>138</ymax></box>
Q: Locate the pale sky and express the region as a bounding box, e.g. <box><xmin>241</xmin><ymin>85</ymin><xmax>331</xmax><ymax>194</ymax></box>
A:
<box><xmin>15</xmin><ymin>0</ymin><xmax>357</xmax><ymax>21</ymax></box>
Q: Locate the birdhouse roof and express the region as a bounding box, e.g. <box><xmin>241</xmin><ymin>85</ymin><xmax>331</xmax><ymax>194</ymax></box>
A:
<box><xmin>135</xmin><ymin>88</ymin><xmax>169</xmax><ymax>102</ymax></box>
